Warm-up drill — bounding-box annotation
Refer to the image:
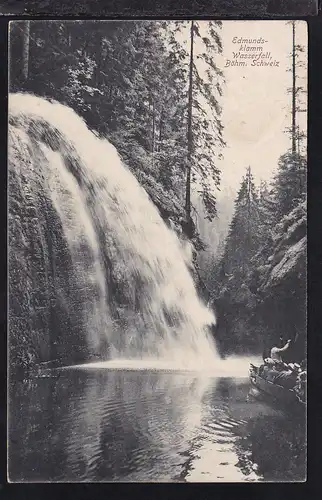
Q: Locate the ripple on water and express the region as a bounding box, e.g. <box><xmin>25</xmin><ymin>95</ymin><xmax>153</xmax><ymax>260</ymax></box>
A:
<box><xmin>8</xmin><ymin>366</ymin><xmax>305</xmax><ymax>482</ymax></box>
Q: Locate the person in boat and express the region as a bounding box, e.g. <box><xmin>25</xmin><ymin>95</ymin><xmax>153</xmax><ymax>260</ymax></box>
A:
<box><xmin>260</xmin><ymin>358</ymin><xmax>279</xmax><ymax>382</ymax></box>
<box><xmin>259</xmin><ymin>357</ymin><xmax>292</xmax><ymax>383</ymax></box>
<box><xmin>273</xmin><ymin>365</ymin><xmax>298</xmax><ymax>390</ymax></box>
<box><xmin>270</xmin><ymin>338</ymin><xmax>292</xmax><ymax>362</ymax></box>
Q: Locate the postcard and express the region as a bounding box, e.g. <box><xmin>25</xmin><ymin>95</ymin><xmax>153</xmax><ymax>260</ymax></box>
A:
<box><xmin>8</xmin><ymin>19</ymin><xmax>307</xmax><ymax>483</ymax></box>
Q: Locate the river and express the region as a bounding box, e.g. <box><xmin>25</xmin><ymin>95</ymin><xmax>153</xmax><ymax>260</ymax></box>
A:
<box><xmin>8</xmin><ymin>364</ymin><xmax>306</xmax><ymax>482</ymax></box>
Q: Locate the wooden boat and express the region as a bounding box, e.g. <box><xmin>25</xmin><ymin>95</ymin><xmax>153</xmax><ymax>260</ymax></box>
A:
<box><xmin>249</xmin><ymin>364</ymin><xmax>306</xmax><ymax>412</ymax></box>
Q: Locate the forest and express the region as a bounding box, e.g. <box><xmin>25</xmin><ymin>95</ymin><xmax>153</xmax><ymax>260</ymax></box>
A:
<box><xmin>9</xmin><ymin>21</ymin><xmax>307</xmax><ymax>371</ymax></box>
<box><xmin>2</xmin><ymin>0</ymin><xmax>317</xmax><ymax>16</ymax></box>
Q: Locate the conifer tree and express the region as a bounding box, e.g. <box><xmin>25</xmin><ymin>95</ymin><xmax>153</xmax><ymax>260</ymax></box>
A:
<box><xmin>9</xmin><ymin>20</ymin><xmax>224</xmax><ymax>241</ymax></box>
<box><xmin>220</xmin><ymin>167</ymin><xmax>260</xmax><ymax>285</ymax></box>
<box><xmin>169</xmin><ymin>21</ymin><xmax>225</xmax><ymax>235</ymax></box>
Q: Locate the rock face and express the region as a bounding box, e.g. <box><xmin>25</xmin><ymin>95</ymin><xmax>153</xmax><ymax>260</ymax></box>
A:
<box><xmin>208</xmin><ymin>198</ymin><xmax>306</xmax><ymax>359</ymax></box>
<box><xmin>257</xmin><ymin>201</ymin><xmax>307</xmax><ymax>362</ymax></box>
<box><xmin>9</xmin><ymin>127</ymin><xmax>99</xmax><ymax>377</ymax></box>
<box><xmin>260</xmin><ymin>202</ymin><xmax>306</xmax><ymax>296</ymax></box>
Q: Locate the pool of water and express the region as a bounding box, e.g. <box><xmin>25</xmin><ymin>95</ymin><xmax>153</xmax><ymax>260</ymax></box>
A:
<box><xmin>8</xmin><ymin>367</ymin><xmax>306</xmax><ymax>482</ymax></box>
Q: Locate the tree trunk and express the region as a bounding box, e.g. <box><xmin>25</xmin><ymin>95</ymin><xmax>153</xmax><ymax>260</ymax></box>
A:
<box><xmin>22</xmin><ymin>21</ymin><xmax>30</xmax><ymax>83</ymax></box>
<box><xmin>291</xmin><ymin>21</ymin><xmax>296</xmax><ymax>155</ymax></box>
<box><xmin>158</xmin><ymin>107</ymin><xmax>163</xmax><ymax>152</ymax></box>
<box><xmin>185</xmin><ymin>20</ymin><xmax>194</xmax><ymax>236</ymax></box>
<box><xmin>151</xmin><ymin>97</ymin><xmax>155</xmax><ymax>168</ymax></box>
<box><xmin>246</xmin><ymin>166</ymin><xmax>251</xmax><ymax>271</ymax></box>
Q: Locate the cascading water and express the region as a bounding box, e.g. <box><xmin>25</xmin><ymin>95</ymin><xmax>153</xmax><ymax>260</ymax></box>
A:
<box><xmin>9</xmin><ymin>93</ymin><xmax>219</xmax><ymax>369</ymax></box>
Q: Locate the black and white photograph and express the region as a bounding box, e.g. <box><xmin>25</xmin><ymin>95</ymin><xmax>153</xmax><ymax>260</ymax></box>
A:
<box><xmin>8</xmin><ymin>20</ymin><xmax>307</xmax><ymax>483</ymax></box>
<box><xmin>0</xmin><ymin>0</ymin><xmax>319</xmax><ymax>16</ymax></box>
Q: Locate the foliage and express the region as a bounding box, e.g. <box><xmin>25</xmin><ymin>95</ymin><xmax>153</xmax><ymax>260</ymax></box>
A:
<box><xmin>209</xmin><ymin>21</ymin><xmax>307</xmax><ymax>359</ymax></box>
<box><xmin>273</xmin><ymin>151</ymin><xmax>307</xmax><ymax>218</ymax></box>
<box><xmin>9</xmin><ymin>20</ymin><xmax>224</xmax><ymax>230</ymax></box>
<box><xmin>212</xmin><ymin>153</ymin><xmax>306</xmax><ymax>359</ymax></box>
<box><xmin>170</xmin><ymin>21</ymin><xmax>224</xmax><ymax>224</ymax></box>
<box><xmin>219</xmin><ymin>167</ymin><xmax>261</xmax><ymax>286</ymax></box>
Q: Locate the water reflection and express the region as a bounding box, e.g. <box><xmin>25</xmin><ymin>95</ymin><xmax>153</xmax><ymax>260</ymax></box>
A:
<box><xmin>8</xmin><ymin>369</ymin><xmax>305</xmax><ymax>482</ymax></box>
<box><xmin>235</xmin><ymin>414</ymin><xmax>306</xmax><ymax>482</ymax></box>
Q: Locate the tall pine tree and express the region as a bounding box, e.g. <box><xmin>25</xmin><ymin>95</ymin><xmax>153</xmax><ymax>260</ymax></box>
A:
<box><xmin>220</xmin><ymin>167</ymin><xmax>260</xmax><ymax>286</ymax></box>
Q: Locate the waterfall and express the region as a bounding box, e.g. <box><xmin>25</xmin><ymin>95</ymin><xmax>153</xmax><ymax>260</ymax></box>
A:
<box><xmin>8</xmin><ymin>93</ymin><xmax>219</xmax><ymax>369</ymax></box>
